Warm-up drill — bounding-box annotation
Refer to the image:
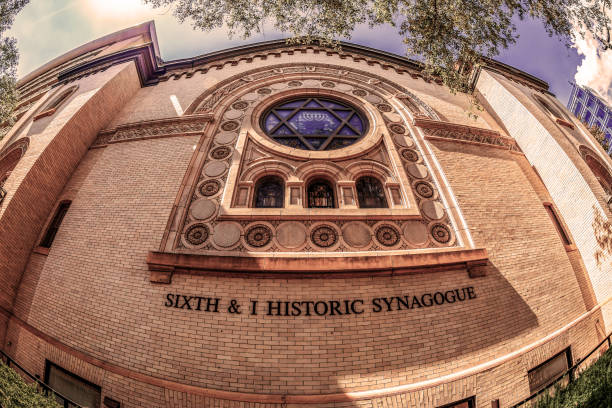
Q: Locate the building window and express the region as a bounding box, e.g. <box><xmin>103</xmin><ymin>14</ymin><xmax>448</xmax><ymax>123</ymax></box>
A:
<box><xmin>307</xmin><ymin>179</ymin><xmax>335</xmax><ymax>208</ymax></box>
<box><xmin>577</xmin><ymin>89</ymin><xmax>585</xmax><ymax>99</ymax></box>
<box><xmin>45</xmin><ymin>361</ymin><xmax>101</xmax><ymax>408</ymax></box>
<box><xmin>597</xmin><ymin>107</ymin><xmax>606</xmax><ymax>119</ymax></box>
<box><xmin>253</xmin><ymin>175</ymin><xmax>284</xmax><ymax>208</ymax></box>
<box><xmin>528</xmin><ymin>348</ymin><xmax>572</xmax><ymax>394</ymax></box>
<box><xmin>544</xmin><ymin>204</ymin><xmax>571</xmax><ymax>246</ymax></box>
<box><xmin>261</xmin><ymin>97</ymin><xmax>367</xmax><ymax>151</ymax></box>
<box><xmin>356</xmin><ymin>176</ymin><xmax>388</xmax><ymax>208</ymax></box>
<box><xmin>437</xmin><ymin>397</ymin><xmax>475</xmax><ymax>408</ymax></box>
<box><xmin>584</xmin><ymin>110</ymin><xmax>592</xmax><ymax>124</ymax></box>
<box><xmin>573</xmin><ymin>102</ymin><xmax>582</xmax><ymax>117</ymax></box>
<box><xmin>40</xmin><ymin>201</ymin><xmax>71</xmax><ymax>248</ymax></box>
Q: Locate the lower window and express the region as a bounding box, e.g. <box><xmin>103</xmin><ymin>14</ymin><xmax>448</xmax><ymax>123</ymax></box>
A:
<box><xmin>437</xmin><ymin>396</ymin><xmax>475</xmax><ymax>408</ymax></box>
<box><xmin>528</xmin><ymin>347</ymin><xmax>572</xmax><ymax>394</ymax></box>
<box><xmin>45</xmin><ymin>361</ymin><xmax>101</xmax><ymax>408</ymax></box>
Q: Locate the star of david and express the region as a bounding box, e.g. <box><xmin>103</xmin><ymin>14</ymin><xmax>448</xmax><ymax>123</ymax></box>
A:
<box><xmin>261</xmin><ymin>97</ymin><xmax>367</xmax><ymax>151</ymax></box>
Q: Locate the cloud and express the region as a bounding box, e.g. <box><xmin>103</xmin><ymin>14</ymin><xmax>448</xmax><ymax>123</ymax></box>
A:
<box><xmin>573</xmin><ymin>12</ymin><xmax>612</xmax><ymax>103</ymax></box>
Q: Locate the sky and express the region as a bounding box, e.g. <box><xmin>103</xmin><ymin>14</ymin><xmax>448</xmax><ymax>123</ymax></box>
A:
<box><xmin>8</xmin><ymin>0</ymin><xmax>608</xmax><ymax>105</ymax></box>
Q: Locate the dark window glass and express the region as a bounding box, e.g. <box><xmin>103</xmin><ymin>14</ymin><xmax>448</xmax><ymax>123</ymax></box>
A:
<box><xmin>584</xmin><ymin>110</ymin><xmax>592</xmax><ymax>123</ymax></box>
<box><xmin>587</xmin><ymin>96</ymin><xmax>595</xmax><ymax>108</ymax></box>
<box><xmin>607</xmin><ymin>117</ymin><xmax>612</xmax><ymax>128</ymax></box>
<box><xmin>254</xmin><ymin>176</ymin><xmax>284</xmax><ymax>208</ymax></box>
<box><xmin>261</xmin><ymin>97</ymin><xmax>367</xmax><ymax>151</ymax></box>
<box><xmin>307</xmin><ymin>179</ymin><xmax>335</xmax><ymax>208</ymax></box>
<box><xmin>577</xmin><ymin>89</ymin><xmax>585</xmax><ymax>99</ymax></box>
<box><xmin>573</xmin><ymin>102</ymin><xmax>582</xmax><ymax>117</ymax></box>
<box><xmin>40</xmin><ymin>201</ymin><xmax>71</xmax><ymax>248</ymax></box>
<box><xmin>528</xmin><ymin>348</ymin><xmax>572</xmax><ymax>394</ymax></box>
<box><xmin>437</xmin><ymin>397</ymin><xmax>475</xmax><ymax>408</ymax></box>
<box><xmin>356</xmin><ymin>176</ymin><xmax>388</xmax><ymax>208</ymax></box>
<box><xmin>45</xmin><ymin>362</ymin><xmax>101</xmax><ymax>408</ymax></box>
<box><xmin>597</xmin><ymin>107</ymin><xmax>606</xmax><ymax>118</ymax></box>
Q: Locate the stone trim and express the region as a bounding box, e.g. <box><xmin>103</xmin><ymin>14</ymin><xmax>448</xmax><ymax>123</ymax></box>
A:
<box><xmin>91</xmin><ymin>114</ymin><xmax>213</xmax><ymax>147</ymax></box>
<box><xmin>146</xmin><ymin>247</ymin><xmax>489</xmax><ymax>283</ymax></box>
<box><xmin>2</xmin><ymin>297</ymin><xmax>609</xmax><ymax>404</ymax></box>
<box><xmin>415</xmin><ymin>117</ymin><xmax>522</xmax><ymax>152</ymax></box>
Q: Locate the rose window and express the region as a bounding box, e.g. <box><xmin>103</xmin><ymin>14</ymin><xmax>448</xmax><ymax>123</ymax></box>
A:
<box><xmin>261</xmin><ymin>97</ymin><xmax>367</xmax><ymax>150</ymax></box>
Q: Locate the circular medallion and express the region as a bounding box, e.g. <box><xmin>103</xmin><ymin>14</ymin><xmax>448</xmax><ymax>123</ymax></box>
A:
<box><xmin>321</xmin><ymin>81</ymin><xmax>335</xmax><ymax>88</ymax></box>
<box><xmin>215</xmin><ymin>132</ymin><xmax>237</xmax><ymax>145</ymax></box>
<box><xmin>190</xmin><ymin>199</ymin><xmax>217</xmax><ymax>220</ymax></box>
<box><xmin>406</xmin><ymin>163</ymin><xmax>429</xmax><ymax>179</ymax></box>
<box><xmin>431</xmin><ymin>223</ymin><xmax>452</xmax><ymax>244</ymax></box>
<box><xmin>342</xmin><ymin>222</ymin><xmax>371</xmax><ymax>248</ymax></box>
<box><xmin>352</xmin><ymin>89</ymin><xmax>367</xmax><ymax>97</ymax></box>
<box><xmin>389</xmin><ymin>124</ymin><xmax>406</xmax><ymax>134</ymax></box>
<box><xmin>311</xmin><ymin>225</ymin><xmax>338</xmax><ymax>248</ymax></box>
<box><xmin>204</xmin><ymin>161</ymin><xmax>228</xmax><ymax>177</ymax></box>
<box><xmin>213</xmin><ymin>222</ymin><xmax>241</xmax><ymax>248</ymax></box>
<box><xmin>257</xmin><ymin>88</ymin><xmax>272</xmax><ymax>95</ymax></box>
<box><xmin>245</xmin><ymin>225</ymin><xmax>272</xmax><ymax>248</ymax></box>
<box><xmin>375</xmin><ymin>225</ymin><xmax>400</xmax><ymax>247</ymax></box>
<box><xmin>403</xmin><ymin>221</ymin><xmax>429</xmax><ymax>245</ymax></box>
<box><xmin>276</xmin><ymin>222</ymin><xmax>307</xmax><ymax>249</ymax></box>
<box><xmin>415</xmin><ymin>181</ymin><xmax>435</xmax><ymax>198</ymax></box>
<box><xmin>287</xmin><ymin>80</ymin><xmax>302</xmax><ymax>87</ymax></box>
<box><xmin>224</xmin><ymin>110</ymin><xmax>243</xmax><ymax>120</ymax></box>
<box><xmin>221</xmin><ymin>121</ymin><xmax>239</xmax><ymax>131</ymax></box>
<box><xmin>401</xmin><ymin>149</ymin><xmax>419</xmax><ymax>162</ymax></box>
<box><xmin>185</xmin><ymin>223</ymin><xmax>209</xmax><ymax>245</ymax></box>
<box><xmin>211</xmin><ymin>146</ymin><xmax>232</xmax><ymax>160</ymax></box>
<box><xmin>377</xmin><ymin>103</ymin><xmax>393</xmax><ymax>113</ymax></box>
<box><xmin>232</xmin><ymin>101</ymin><xmax>249</xmax><ymax>110</ymax></box>
<box><xmin>422</xmin><ymin>200</ymin><xmax>445</xmax><ymax>220</ymax></box>
<box><xmin>199</xmin><ymin>180</ymin><xmax>221</xmax><ymax>196</ymax></box>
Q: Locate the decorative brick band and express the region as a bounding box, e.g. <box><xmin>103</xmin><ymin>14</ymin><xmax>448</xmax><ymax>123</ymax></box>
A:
<box><xmin>92</xmin><ymin>114</ymin><xmax>213</xmax><ymax>147</ymax></box>
<box><xmin>2</xmin><ymin>297</ymin><xmax>609</xmax><ymax>404</ymax></box>
<box><xmin>414</xmin><ymin>118</ymin><xmax>522</xmax><ymax>152</ymax></box>
<box><xmin>146</xmin><ymin>248</ymin><xmax>489</xmax><ymax>283</ymax></box>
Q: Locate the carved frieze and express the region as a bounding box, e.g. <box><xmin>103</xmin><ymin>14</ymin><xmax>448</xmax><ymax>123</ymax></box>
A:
<box><xmin>414</xmin><ymin>117</ymin><xmax>521</xmax><ymax>152</ymax></box>
<box><xmin>92</xmin><ymin>114</ymin><xmax>213</xmax><ymax>147</ymax></box>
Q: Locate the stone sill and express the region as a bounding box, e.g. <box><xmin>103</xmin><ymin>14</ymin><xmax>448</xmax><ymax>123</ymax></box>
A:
<box><xmin>32</xmin><ymin>246</ymin><xmax>50</xmax><ymax>256</ymax></box>
<box><xmin>556</xmin><ymin>118</ymin><xmax>575</xmax><ymax>129</ymax></box>
<box><xmin>32</xmin><ymin>108</ymin><xmax>56</xmax><ymax>121</ymax></box>
<box><xmin>147</xmin><ymin>247</ymin><xmax>489</xmax><ymax>283</ymax></box>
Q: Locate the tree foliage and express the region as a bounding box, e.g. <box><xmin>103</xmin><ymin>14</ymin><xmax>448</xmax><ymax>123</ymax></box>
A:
<box><xmin>0</xmin><ymin>363</ymin><xmax>62</xmax><ymax>408</ymax></box>
<box><xmin>588</xmin><ymin>122</ymin><xmax>611</xmax><ymax>154</ymax></box>
<box><xmin>0</xmin><ymin>0</ymin><xmax>28</xmax><ymax>128</ymax></box>
<box><xmin>144</xmin><ymin>0</ymin><xmax>612</xmax><ymax>97</ymax></box>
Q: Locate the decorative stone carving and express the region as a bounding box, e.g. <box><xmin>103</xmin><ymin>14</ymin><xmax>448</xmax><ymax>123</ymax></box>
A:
<box><xmin>352</xmin><ymin>89</ymin><xmax>367</xmax><ymax>97</ymax></box>
<box><xmin>220</xmin><ymin>121</ymin><xmax>239</xmax><ymax>131</ymax></box>
<box><xmin>93</xmin><ymin>115</ymin><xmax>212</xmax><ymax>147</ymax></box>
<box><xmin>401</xmin><ymin>149</ymin><xmax>419</xmax><ymax>162</ymax></box>
<box><xmin>414</xmin><ymin>181</ymin><xmax>435</xmax><ymax>198</ymax></box>
<box><xmin>375</xmin><ymin>225</ymin><xmax>400</xmax><ymax>247</ymax></box>
<box><xmin>185</xmin><ymin>224</ymin><xmax>209</xmax><ymax>245</ymax></box>
<box><xmin>245</xmin><ymin>224</ymin><xmax>272</xmax><ymax>248</ymax></box>
<box><xmin>321</xmin><ymin>81</ymin><xmax>335</xmax><ymax>88</ymax></box>
<box><xmin>232</xmin><ymin>101</ymin><xmax>249</xmax><ymax>110</ymax></box>
<box><xmin>403</xmin><ymin>221</ymin><xmax>429</xmax><ymax>245</ymax></box>
<box><xmin>377</xmin><ymin>103</ymin><xmax>393</xmax><ymax>113</ymax></box>
<box><xmin>288</xmin><ymin>80</ymin><xmax>302</xmax><ymax>87</ymax></box>
<box><xmin>311</xmin><ymin>225</ymin><xmax>338</xmax><ymax>248</ymax></box>
<box><xmin>211</xmin><ymin>146</ymin><xmax>232</xmax><ymax>160</ymax></box>
<box><xmin>389</xmin><ymin>124</ymin><xmax>406</xmax><ymax>134</ymax></box>
<box><xmin>431</xmin><ymin>223</ymin><xmax>452</xmax><ymax>244</ymax></box>
<box><xmin>415</xmin><ymin>118</ymin><xmax>521</xmax><ymax>152</ymax></box>
<box><xmin>199</xmin><ymin>180</ymin><xmax>221</xmax><ymax>196</ymax></box>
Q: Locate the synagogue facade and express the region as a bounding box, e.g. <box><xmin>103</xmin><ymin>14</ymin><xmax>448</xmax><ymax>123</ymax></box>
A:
<box><xmin>0</xmin><ymin>21</ymin><xmax>611</xmax><ymax>407</ymax></box>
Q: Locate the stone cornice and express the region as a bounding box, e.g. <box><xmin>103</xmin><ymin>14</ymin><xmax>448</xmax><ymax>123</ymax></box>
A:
<box><xmin>146</xmin><ymin>248</ymin><xmax>489</xmax><ymax>283</ymax></box>
<box><xmin>92</xmin><ymin>114</ymin><xmax>213</xmax><ymax>147</ymax></box>
<box><xmin>414</xmin><ymin>118</ymin><xmax>522</xmax><ymax>152</ymax></box>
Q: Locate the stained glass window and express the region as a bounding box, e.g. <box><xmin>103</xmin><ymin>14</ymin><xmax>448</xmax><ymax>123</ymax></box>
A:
<box><xmin>261</xmin><ymin>97</ymin><xmax>367</xmax><ymax>150</ymax></box>
<box><xmin>254</xmin><ymin>176</ymin><xmax>284</xmax><ymax>208</ymax></box>
<box><xmin>356</xmin><ymin>176</ymin><xmax>388</xmax><ymax>208</ymax></box>
<box><xmin>308</xmin><ymin>179</ymin><xmax>335</xmax><ymax>208</ymax></box>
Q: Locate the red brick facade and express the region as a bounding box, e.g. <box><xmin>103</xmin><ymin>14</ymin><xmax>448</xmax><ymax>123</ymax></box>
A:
<box><xmin>0</xmin><ymin>22</ymin><xmax>610</xmax><ymax>407</ymax></box>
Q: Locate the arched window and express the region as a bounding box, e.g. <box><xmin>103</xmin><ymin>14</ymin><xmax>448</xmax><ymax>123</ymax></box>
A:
<box><xmin>307</xmin><ymin>179</ymin><xmax>335</xmax><ymax>208</ymax></box>
<box><xmin>40</xmin><ymin>201</ymin><xmax>71</xmax><ymax>248</ymax></box>
<box><xmin>356</xmin><ymin>176</ymin><xmax>388</xmax><ymax>208</ymax></box>
<box><xmin>253</xmin><ymin>176</ymin><xmax>284</xmax><ymax>208</ymax></box>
